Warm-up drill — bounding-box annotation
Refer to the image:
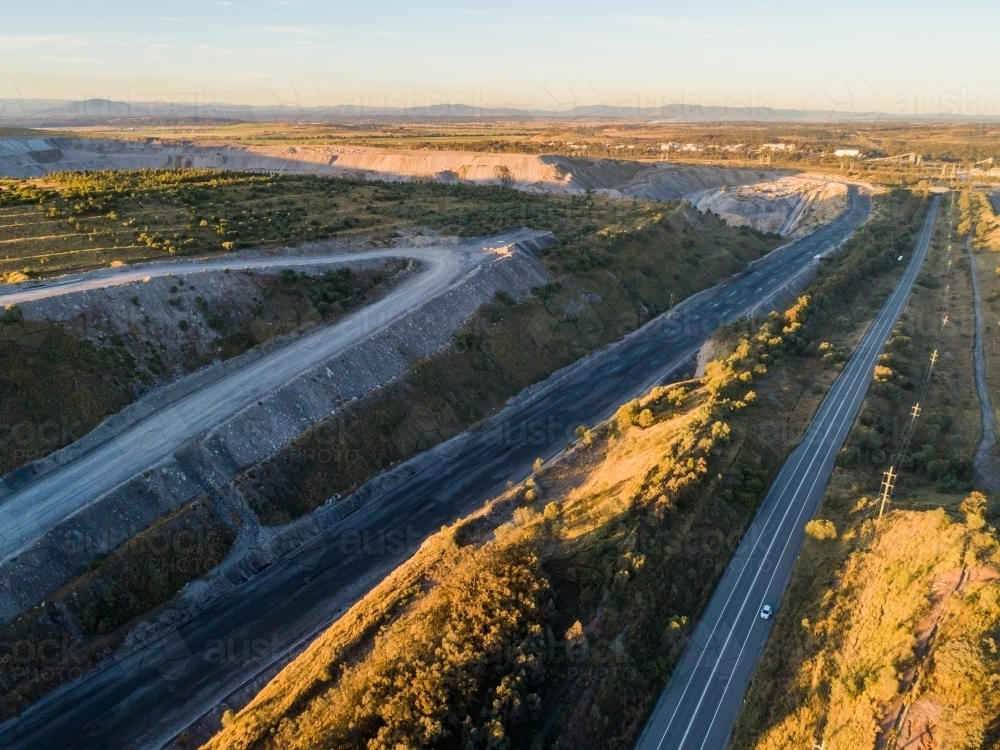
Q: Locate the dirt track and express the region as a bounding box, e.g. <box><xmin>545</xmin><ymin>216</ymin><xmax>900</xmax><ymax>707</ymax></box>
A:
<box><xmin>0</xmin><ymin>231</ymin><xmax>546</xmax><ymax>568</ymax></box>
<box><xmin>965</xmin><ymin>239</ymin><xmax>1000</xmax><ymax>491</ymax></box>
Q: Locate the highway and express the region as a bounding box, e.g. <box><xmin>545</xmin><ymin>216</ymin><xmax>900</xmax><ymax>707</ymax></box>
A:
<box><xmin>0</xmin><ymin>235</ymin><xmax>533</xmax><ymax>565</ymax></box>
<box><xmin>0</xmin><ymin>189</ymin><xmax>872</xmax><ymax>750</ymax></box>
<box><xmin>634</xmin><ymin>195</ymin><xmax>940</xmax><ymax>750</ymax></box>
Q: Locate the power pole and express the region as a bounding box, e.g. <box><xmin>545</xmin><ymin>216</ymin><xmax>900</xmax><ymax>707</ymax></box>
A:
<box><xmin>877</xmin><ymin>466</ymin><xmax>897</xmax><ymax>521</ymax></box>
<box><xmin>910</xmin><ymin>402</ymin><xmax>921</xmax><ymax>420</ymax></box>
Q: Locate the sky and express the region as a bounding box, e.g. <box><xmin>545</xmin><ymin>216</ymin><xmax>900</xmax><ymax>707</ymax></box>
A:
<box><xmin>1</xmin><ymin>0</ymin><xmax>999</xmax><ymax>116</ymax></box>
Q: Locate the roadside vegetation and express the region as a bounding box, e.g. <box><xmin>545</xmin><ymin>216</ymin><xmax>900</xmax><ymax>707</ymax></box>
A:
<box><xmin>732</xmin><ymin>194</ymin><xmax>1000</xmax><ymax>750</ymax></box>
<box><xmin>971</xmin><ymin>200</ymin><xmax>1000</xmax><ymax>471</ymax></box>
<box><xmin>0</xmin><ymin>311</ymin><xmax>137</xmax><ymax>476</ymax></box>
<box><xmin>958</xmin><ymin>187</ymin><xmax>1000</xmax><ymax>250</ymax></box>
<box><xmin>200</xmin><ymin>190</ymin><xmax>926</xmax><ymax>750</ymax></box>
<box><xmin>736</xmin><ymin>506</ymin><xmax>1000</xmax><ymax>750</ymax></box>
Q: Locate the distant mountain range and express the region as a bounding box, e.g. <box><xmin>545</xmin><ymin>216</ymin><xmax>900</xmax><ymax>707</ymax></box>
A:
<box><xmin>1</xmin><ymin>98</ymin><xmax>997</xmax><ymax>125</ymax></box>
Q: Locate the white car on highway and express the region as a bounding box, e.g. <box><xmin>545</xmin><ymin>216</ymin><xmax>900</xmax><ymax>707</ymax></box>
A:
<box><xmin>760</xmin><ymin>604</ymin><xmax>773</xmax><ymax>620</ymax></box>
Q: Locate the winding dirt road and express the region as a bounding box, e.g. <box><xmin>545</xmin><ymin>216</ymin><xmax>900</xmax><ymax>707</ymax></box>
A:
<box><xmin>0</xmin><ymin>230</ymin><xmax>543</xmax><ymax>566</ymax></box>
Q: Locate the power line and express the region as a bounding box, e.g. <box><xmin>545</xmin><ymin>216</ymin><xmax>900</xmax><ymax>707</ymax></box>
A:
<box><xmin>877</xmin><ymin>466</ymin><xmax>898</xmax><ymax>521</ymax></box>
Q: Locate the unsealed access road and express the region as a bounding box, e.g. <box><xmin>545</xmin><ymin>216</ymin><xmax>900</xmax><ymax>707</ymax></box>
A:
<box><xmin>0</xmin><ymin>233</ymin><xmax>534</xmax><ymax>564</ymax></box>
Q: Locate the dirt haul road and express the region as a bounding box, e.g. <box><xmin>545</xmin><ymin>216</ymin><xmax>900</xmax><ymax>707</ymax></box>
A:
<box><xmin>0</xmin><ymin>232</ymin><xmax>543</xmax><ymax>566</ymax></box>
<box><xmin>0</xmin><ymin>189</ymin><xmax>872</xmax><ymax>750</ymax></box>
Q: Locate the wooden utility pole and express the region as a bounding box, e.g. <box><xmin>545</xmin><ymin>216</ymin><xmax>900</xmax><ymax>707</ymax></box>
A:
<box><xmin>877</xmin><ymin>466</ymin><xmax>897</xmax><ymax>521</ymax></box>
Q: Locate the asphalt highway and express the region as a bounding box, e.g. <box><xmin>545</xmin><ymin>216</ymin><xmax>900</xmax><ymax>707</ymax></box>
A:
<box><xmin>0</xmin><ymin>189</ymin><xmax>872</xmax><ymax>749</ymax></box>
<box><xmin>0</xmin><ymin>236</ymin><xmax>528</xmax><ymax>564</ymax></box>
<box><xmin>634</xmin><ymin>195</ymin><xmax>940</xmax><ymax>750</ymax></box>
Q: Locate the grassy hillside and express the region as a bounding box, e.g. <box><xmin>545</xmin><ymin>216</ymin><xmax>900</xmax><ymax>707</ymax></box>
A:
<box><xmin>737</xmin><ymin>508</ymin><xmax>1000</xmax><ymax>750</ymax></box>
<box><xmin>731</xmin><ymin>194</ymin><xmax>999</xmax><ymax>750</ymax></box>
<box><xmin>197</xmin><ymin>191</ymin><xmax>927</xmax><ymax>750</ymax></box>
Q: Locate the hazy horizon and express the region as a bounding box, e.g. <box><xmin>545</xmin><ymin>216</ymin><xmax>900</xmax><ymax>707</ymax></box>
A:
<box><xmin>2</xmin><ymin>0</ymin><xmax>1000</xmax><ymax>119</ymax></box>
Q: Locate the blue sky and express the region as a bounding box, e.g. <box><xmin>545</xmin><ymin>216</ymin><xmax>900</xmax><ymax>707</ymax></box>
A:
<box><xmin>1</xmin><ymin>0</ymin><xmax>998</xmax><ymax>115</ymax></box>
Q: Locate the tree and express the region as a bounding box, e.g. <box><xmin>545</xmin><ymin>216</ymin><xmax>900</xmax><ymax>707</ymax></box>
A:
<box><xmin>960</xmin><ymin>491</ymin><xmax>988</xmax><ymax>529</ymax></box>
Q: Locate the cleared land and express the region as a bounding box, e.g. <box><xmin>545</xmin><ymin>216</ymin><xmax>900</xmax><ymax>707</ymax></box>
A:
<box><xmin>56</xmin><ymin>121</ymin><xmax>1000</xmax><ymax>172</ymax></box>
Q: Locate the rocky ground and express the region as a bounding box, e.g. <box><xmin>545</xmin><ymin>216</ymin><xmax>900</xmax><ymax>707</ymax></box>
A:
<box><xmin>692</xmin><ymin>174</ymin><xmax>849</xmax><ymax>236</ymax></box>
<box><xmin>17</xmin><ymin>255</ymin><xmax>411</xmax><ymax>386</ymax></box>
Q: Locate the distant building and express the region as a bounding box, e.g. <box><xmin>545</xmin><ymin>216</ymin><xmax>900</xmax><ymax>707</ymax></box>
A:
<box><xmin>834</xmin><ymin>149</ymin><xmax>861</xmax><ymax>158</ymax></box>
<box><xmin>760</xmin><ymin>143</ymin><xmax>794</xmax><ymax>151</ymax></box>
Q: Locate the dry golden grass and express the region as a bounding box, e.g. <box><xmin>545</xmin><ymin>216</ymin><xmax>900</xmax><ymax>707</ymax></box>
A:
<box><xmin>732</xmin><ymin>197</ymin><xmax>999</xmax><ymax>750</ymax></box>
<box><xmin>734</xmin><ymin>509</ymin><xmax>1000</xmax><ymax>750</ymax></box>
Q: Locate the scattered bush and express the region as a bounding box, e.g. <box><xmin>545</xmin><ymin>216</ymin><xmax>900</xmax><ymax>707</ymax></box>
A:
<box><xmin>804</xmin><ymin>518</ymin><xmax>837</xmax><ymax>540</ymax></box>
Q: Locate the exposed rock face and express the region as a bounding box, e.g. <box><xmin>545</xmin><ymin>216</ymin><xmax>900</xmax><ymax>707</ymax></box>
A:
<box><xmin>0</xmin><ymin>139</ymin><xmax>849</xmax><ymax>237</ymax></box>
<box><xmin>0</xmin><ymin>235</ymin><xmax>554</xmax><ymax>622</ymax></box>
<box><xmin>0</xmin><ymin>137</ymin><xmax>782</xmax><ymax>199</ymax></box>
<box><xmin>692</xmin><ymin>175</ymin><xmax>849</xmax><ymax>236</ymax></box>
